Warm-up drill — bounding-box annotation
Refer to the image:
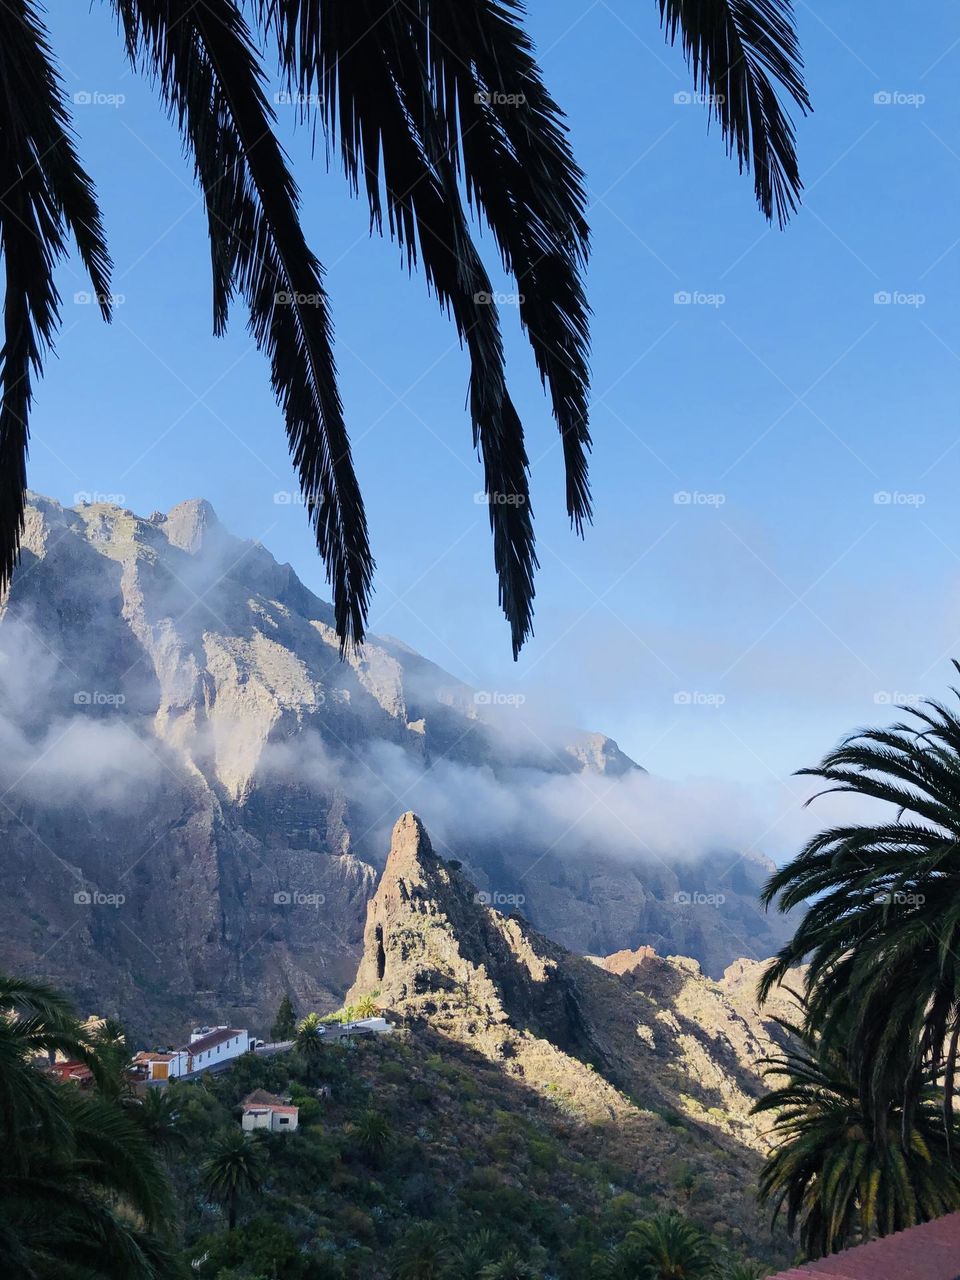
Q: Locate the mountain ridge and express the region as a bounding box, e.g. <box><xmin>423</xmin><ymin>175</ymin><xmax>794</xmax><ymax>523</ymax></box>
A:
<box><xmin>0</xmin><ymin>494</ymin><xmax>792</xmax><ymax>1036</ymax></box>
<box><xmin>341</xmin><ymin>810</ymin><xmax>800</xmax><ymax>1260</ymax></box>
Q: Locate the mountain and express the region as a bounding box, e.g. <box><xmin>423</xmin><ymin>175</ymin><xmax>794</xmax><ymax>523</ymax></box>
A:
<box><xmin>0</xmin><ymin>494</ymin><xmax>792</xmax><ymax>1037</ymax></box>
<box><xmin>336</xmin><ymin>811</ymin><xmax>799</xmax><ymax>1263</ymax></box>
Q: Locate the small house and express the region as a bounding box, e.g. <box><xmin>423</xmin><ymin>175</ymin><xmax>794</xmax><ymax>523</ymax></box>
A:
<box><xmin>130</xmin><ymin>1050</ymin><xmax>186</xmax><ymax>1083</ymax></box>
<box><xmin>44</xmin><ymin>1059</ymin><xmax>94</xmax><ymax>1088</ymax></box>
<box><xmin>241</xmin><ymin>1089</ymin><xmax>299</xmax><ymax>1133</ymax></box>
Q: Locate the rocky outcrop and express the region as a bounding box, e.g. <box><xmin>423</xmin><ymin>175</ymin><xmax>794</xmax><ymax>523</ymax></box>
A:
<box><xmin>349</xmin><ymin>814</ymin><xmax>800</xmax><ymax>1153</ymax></box>
<box><xmin>342</xmin><ymin>813</ymin><xmax>800</xmax><ymax>1260</ymax></box>
<box><xmin>0</xmin><ymin>495</ymin><xmax>793</xmax><ymax>1037</ymax></box>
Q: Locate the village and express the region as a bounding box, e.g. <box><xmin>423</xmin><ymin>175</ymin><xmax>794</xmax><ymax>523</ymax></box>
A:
<box><xmin>43</xmin><ymin>1014</ymin><xmax>393</xmax><ymax>1133</ymax></box>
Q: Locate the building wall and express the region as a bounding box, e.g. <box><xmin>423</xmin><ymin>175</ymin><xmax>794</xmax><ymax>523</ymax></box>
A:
<box><xmin>186</xmin><ymin>1031</ymin><xmax>249</xmax><ymax>1075</ymax></box>
<box><xmin>242</xmin><ymin>1110</ymin><xmax>271</xmax><ymax>1132</ymax></box>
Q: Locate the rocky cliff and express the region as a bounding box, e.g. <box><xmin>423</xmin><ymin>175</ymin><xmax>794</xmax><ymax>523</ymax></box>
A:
<box><xmin>348</xmin><ymin>813</ymin><xmax>797</xmax><ymax>1148</ymax></box>
<box><xmin>345</xmin><ymin>813</ymin><xmax>801</xmax><ymax>1258</ymax></box>
<box><xmin>0</xmin><ymin>495</ymin><xmax>792</xmax><ymax>1037</ymax></box>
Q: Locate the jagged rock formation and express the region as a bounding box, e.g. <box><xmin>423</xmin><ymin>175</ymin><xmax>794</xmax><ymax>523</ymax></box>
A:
<box><xmin>348</xmin><ymin>813</ymin><xmax>797</xmax><ymax>1150</ymax></box>
<box><xmin>347</xmin><ymin>813</ymin><xmax>800</xmax><ymax>1257</ymax></box>
<box><xmin>0</xmin><ymin>495</ymin><xmax>792</xmax><ymax>1037</ymax></box>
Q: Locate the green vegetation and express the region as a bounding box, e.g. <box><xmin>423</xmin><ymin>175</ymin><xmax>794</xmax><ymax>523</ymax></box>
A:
<box><xmin>201</xmin><ymin>1127</ymin><xmax>268</xmax><ymax>1231</ymax></box>
<box><xmin>759</xmin><ymin>674</ymin><xmax>960</xmax><ymax>1257</ymax></box>
<box><xmin>755</xmin><ymin>1012</ymin><xmax>960</xmax><ymax>1256</ymax></box>
<box><xmin>0</xmin><ymin>975</ymin><xmax>176</xmax><ymax>1279</ymax></box>
<box><xmin>295</xmin><ymin>1012</ymin><xmax>327</xmax><ymax>1077</ymax></box>
<box><xmin>271</xmin><ymin>994</ymin><xmax>298</xmax><ymax>1042</ymax></box>
<box><xmin>1</xmin><ymin>971</ymin><xmax>779</xmax><ymax>1278</ymax></box>
<box><xmin>591</xmin><ymin>1211</ymin><xmax>715</xmax><ymax>1278</ymax></box>
<box><xmin>158</xmin><ymin>1025</ymin><xmax>772</xmax><ymax>1279</ymax></box>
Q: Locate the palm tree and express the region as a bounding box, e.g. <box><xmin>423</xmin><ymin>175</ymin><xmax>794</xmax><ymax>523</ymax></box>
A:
<box><xmin>354</xmin><ymin>993</ymin><xmax>379</xmax><ymax>1019</ymax></box>
<box><xmin>390</xmin><ymin>1222</ymin><xmax>454</xmax><ymax>1279</ymax></box>
<box><xmin>0</xmin><ymin>974</ymin><xmax>103</xmax><ymax>1170</ymax></box>
<box><xmin>89</xmin><ymin>1017</ymin><xmax>134</xmax><ymax>1101</ymax></box>
<box><xmin>1</xmin><ymin>1092</ymin><xmax>178</xmax><ymax>1279</ymax></box>
<box><xmin>0</xmin><ymin>1</ymin><xmax>808</xmax><ymax>655</ymax></box>
<box><xmin>759</xmin><ymin>675</ymin><xmax>960</xmax><ymax>1150</ymax></box>
<box><xmin>478</xmin><ymin>1251</ymin><xmax>539</xmax><ymax>1280</ymax></box>
<box><xmin>294</xmin><ymin>1012</ymin><xmax>326</xmax><ymax>1075</ymax></box>
<box><xmin>201</xmin><ymin>1127</ymin><xmax>266</xmax><ymax>1230</ymax></box>
<box><xmin>592</xmin><ymin>1213</ymin><xmax>714</xmax><ymax>1280</ymax></box>
<box><xmin>350</xmin><ymin>1109</ymin><xmax>393</xmax><ymax>1164</ymax></box>
<box><xmin>135</xmin><ymin>1085</ymin><xmax>187</xmax><ymax>1154</ymax></box>
<box><xmin>0</xmin><ymin>974</ymin><xmax>177</xmax><ymax>1278</ymax></box>
<box><xmin>456</xmin><ymin>1230</ymin><xmax>501</xmax><ymax>1280</ymax></box>
<box><xmin>753</xmin><ymin>1016</ymin><xmax>960</xmax><ymax>1257</ymax></box>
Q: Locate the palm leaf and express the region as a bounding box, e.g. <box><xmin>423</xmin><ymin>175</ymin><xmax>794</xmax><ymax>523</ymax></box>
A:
<box><xmin>657</xmin><ymin>0</ymin><xmax>811</xmax><ymax>226</ymax></box>
<box><xmin>112</xmin><ymin>0</ymin><xmax>374</xmax><ymax>649</ymax></box>
<box><xmin>0</xmin><ymin>0</ymin><xmax>111</xmax><ymax>594</ymax></box>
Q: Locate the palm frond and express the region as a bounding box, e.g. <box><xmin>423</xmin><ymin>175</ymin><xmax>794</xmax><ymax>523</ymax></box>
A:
<box><xmin>258</xmin><ymin>0</ymin><xmax>594</xmax><ymax>653</ymax></box>
<box><xmin>0</xmin><ymin>0</ymin><xmax>111</xmax><ymax>594</ymax></box>
<box><xmin>112</xmin><ymin>0</ymin><xmax>374</xmax><ymax>649</ymax></box>
<box><xmin>657</xmin><ymin>0</ymin><xmax>811</xmax><ymax>226</ymax></box>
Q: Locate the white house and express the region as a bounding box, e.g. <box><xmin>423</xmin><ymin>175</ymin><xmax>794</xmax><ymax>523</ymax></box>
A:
<box><xmin>181</xmin><ymin>1026</ymin><xmax>250</xmax><ymax>1075</ymax></box>
<box><xmin>132</xmin><ymin>1026</ymin><xmax>250</xmax><ymax>1082</ymax></box>
<box><xmin>241</xmin><ymin>1089</ymin><xmax>299</xmax><ymax>1133</ymax></box>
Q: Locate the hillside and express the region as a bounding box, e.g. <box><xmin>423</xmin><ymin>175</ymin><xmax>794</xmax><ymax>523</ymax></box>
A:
<box><xmin>162</xmin><ymin>813</ymin><xmax>802</xmax><ymax>1276</ymax></box>
<box><xmin>0</xmin><ymin>495</ymin><xmax>792</xmax><ymax>1036</ymax></box>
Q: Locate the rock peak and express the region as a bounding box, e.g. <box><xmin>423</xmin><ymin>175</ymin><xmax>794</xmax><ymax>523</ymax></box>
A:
<box><xmin>388</xmin><ymin>812</ymin><xmax>433</xmax><ymax>862</ymax></box>
<box><xmin>162</xmin><ymin>498</ymin><xmax>220</xmax><ymax>553</ymax></box>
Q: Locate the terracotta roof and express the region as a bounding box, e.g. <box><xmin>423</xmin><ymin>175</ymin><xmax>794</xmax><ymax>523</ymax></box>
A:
<box><xmin>768</xmin><ymin>1213</ymin><xmax>960</xmax><ymax>1280</ymax></box>
<box><xmin>183</xmin><ymin>1028</ymin><xmax>244</xmax><ymax>1055</ymax></box>
<box><xmin>45</xmin><ymin>1061</ymin><xmax>93</xmax><ymax>1083</ymax></box>
<box><xmin>241</xmin><ymin>1089</ymin><xmax>298</xmax><ymax>1114</ymax></box>
<box><xmin>133</xmin><ymin>1051</ymin><xmax>177</xmax><ymax>1063</ymax></box>
<box><xmin>242</xmin><ymin>1089</ymin><xmax>287</xmax><ymax>1107</ymax></box>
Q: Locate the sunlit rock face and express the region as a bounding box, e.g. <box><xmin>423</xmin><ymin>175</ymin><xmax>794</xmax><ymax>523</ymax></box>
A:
<box><xmin>0</xmin><ymin>495</ymin><xmax>791</xmax><ymax>1038</ymax></box>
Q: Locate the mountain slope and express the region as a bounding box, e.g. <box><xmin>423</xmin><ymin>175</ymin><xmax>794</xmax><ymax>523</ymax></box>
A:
<box><xmin>342</xmin><ymin>812</ymin><xmax>800</xmax><ymax>1261</ymax></box>
<box><xmin>0</xmin><ymin>495</ymin><xmax>791</xmax><ymax>1035</ymax></box>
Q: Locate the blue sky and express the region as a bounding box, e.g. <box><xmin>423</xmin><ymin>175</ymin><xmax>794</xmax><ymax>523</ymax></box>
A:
<box><xmin>32</xmin><ymin>2</ymin><xmax>960</xmax><ymax>811</ymax></box>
